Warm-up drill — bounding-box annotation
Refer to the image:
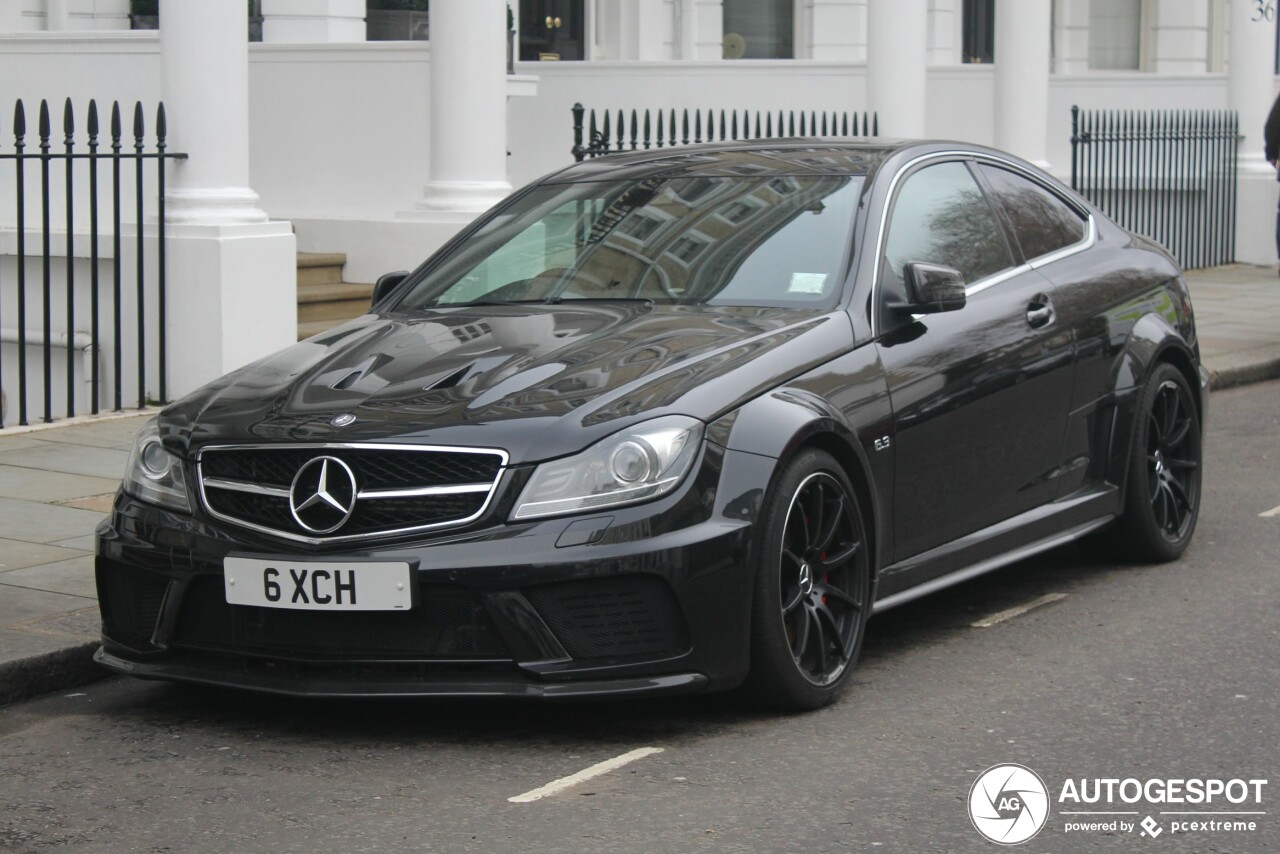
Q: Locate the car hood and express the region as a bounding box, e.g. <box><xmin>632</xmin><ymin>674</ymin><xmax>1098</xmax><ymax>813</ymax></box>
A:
<box><xmin>164</xmin><ymin>303</ymin><xmax>853</xmax><ymax>464</ymax></box>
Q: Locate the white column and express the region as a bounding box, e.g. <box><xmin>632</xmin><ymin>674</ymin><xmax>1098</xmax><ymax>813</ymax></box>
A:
<box><xmin>262</xmin><ymin>0</ymin><xmax>366</xmax><ymax>43</ymax></box>
<box><xmin>1228</xmin><ymin>0</ymin><xmax>1274</xmax><ymax>172</ymax></box>
<box><xmin>158</xmin><ymin>0</ymin><xmax>297</xmax><ymax>397</ymax></box>
<box><xmin>994</xmin><ymin>0</ymin><xmax>1051</xmax><ymax>167</ymax></box>
<box><xmin>162</xmin><ymin>2</ymin><xmax>266</xmax><ymax>224</ymax></box>
<box><xmin>927</xmin><ymin>0</ymin><xmax>958</xmax><ymax>65</ymax></box>
<box><xmin>1148</xmin><ymin>0</ymin><xmax>1210</xmax><ymax>73</ymax></box>
<box><xmin>1052</xmin><ymin>0</ymin><xmax>1090</xmax><ymax>74</ymax></box>
<box><xmin>602</xmin><ymin>0</ymin><xmax>669</xmax><ymax>60</ymax></box>
<box><xmin>45</xmin><ymin>0</ymin><xmax>67</xmax><ymax>30</ymax></box>
<box><xmin>810</xmin><ymin>0</ymin><xmax>868</xmax><ymax>62</ymax></box>
<box><xmin>1228</xmin><ymin>0</ymin><xmax>1278</xmax><ymax>263</ymax></box>
<box><xmin>416</xmin><ymin>0</ymin><xmax>511</xmax><ymax>213</ymax></box>
<box><xmin>678</xmin><ymin>0</ymin><xmax>723</xmax><ymax>61</ymax></box>
<box><xmin>867</xmin><ymin>0</ymin><xmax>927</xmax><ymax>137</ymax></box>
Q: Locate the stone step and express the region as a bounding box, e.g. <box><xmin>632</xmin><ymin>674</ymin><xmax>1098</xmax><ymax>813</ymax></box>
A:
<box><xmin>297</xmin><ymin>281</ymin><xmax>374</xmax><ymax>305</ymax></box>
<box><xmin>295</xmin><ymin>253</ymin><xmax>372</xmax><ymax>339</ymax></box>
<box><xmin>298</xmin><ymin>297</ymin><xmax>373</xmax><ymax>324</ymax></box>
<box><xmin>297</xmin><ymin>252</ymin><xmax>347</xmax><ymax>287</ymax></box>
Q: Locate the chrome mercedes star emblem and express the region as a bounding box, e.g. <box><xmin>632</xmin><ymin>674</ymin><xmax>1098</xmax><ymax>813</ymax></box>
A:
<box><xmin>331</xmin><ymin>413</ymin><xmax>357</xmax><ymax>427</ymax></box>
<box><xmin>798</xmin><ymin>562</ymin><xmax>814</xmax><ymax>595</ymax></box>
<box><xmin>289</xmin><ymin>456</ymin><xmax>358</xmax><ymax>534</ymax></box>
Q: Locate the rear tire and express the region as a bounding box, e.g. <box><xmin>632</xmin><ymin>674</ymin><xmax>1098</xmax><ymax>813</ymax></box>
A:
<box><xmin>743</xmin><ymin>449</ymin><xmax>871</xmax><ymax>711</ymax></box>
<box><xmin>1107</xmin><ymin>363</ymin><xmax>1203</xmax><ymax>562</ymax></box>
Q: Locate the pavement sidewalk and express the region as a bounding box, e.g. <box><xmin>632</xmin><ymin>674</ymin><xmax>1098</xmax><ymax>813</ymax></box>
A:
<box><xmin>1</xmin><ymin>264</ymin><xmax>1278</xmax><ymax>705</ymax></box>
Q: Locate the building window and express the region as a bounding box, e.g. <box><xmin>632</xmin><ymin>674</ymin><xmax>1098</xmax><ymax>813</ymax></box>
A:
<box><xmin>962</xmin><ymin>0</ymin><xmax>995</xmax><ymax>64</ymax></box>
<box><xmin>366</xmin><ymin>0</ymin><xmax>430</xmax><ymax>41</ymax></box>
<box><xmin>519</xmin><ymin>1</ymin><xmax>586</xmax><ymax>61</ymax></box>
<box><xmin>722</xmin><ymin>0</ymin><xmax>794</xmax><ymax>59</ymax></box>
<box><xmin>670</xmin><ymin>234</ymin><xmax>710</xmax><ymax>265</ymax></box>
<box><xmin>619</xmin><ymin>211</ymin><xmax>666</xmax><ymax>243</ymax></box>
<box><xmin>1089</xmin><ymin>0</ymin><xmax>1142</xmax><ymax>70</ymax></box>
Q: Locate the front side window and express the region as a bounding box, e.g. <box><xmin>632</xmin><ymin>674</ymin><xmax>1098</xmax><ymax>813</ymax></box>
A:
<box><xmin>882</xmin><ymin>161</ymin><xmax>1014</xmax><ymax>290</ymax></box>
<box><xmin>978</xmin><ymin>165</ymin><xmax>1087</xmax><ymax>261</ymax></box>
<box><xmin>396</xmin><ymin>174</ymin><xmax>863</xmax><ymax>310</ymax></box>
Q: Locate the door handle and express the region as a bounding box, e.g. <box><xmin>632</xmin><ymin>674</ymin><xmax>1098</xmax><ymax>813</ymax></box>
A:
<box><xmin>1026</xmin><ymin>295</ymin><xmax>1054</xmax><ymax>329</ymax></box>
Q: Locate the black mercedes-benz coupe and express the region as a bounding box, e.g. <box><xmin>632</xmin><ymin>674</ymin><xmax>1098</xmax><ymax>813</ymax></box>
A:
<box><xmin>96</xmin><ymin>140</ymin><xmax>1206</xmax><ymax>709</ymax></box>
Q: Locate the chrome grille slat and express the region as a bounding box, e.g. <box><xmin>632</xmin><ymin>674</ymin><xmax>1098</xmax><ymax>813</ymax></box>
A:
<box><xmin>197</xmin><ymin>443</ymin><xmax>508</xmax><ymax>545</ymax></box>
<box><xmin>202</xmin><ymin>477</ymin><xmax>291</xmax><ymax>498</ymax></box>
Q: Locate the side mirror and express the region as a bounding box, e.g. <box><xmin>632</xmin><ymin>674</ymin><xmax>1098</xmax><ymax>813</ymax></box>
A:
<box><xmin>901</xmin><ymin>262</ymin><xmax>966</xmax><ymax>314</ymax></box>
<box><xmin>372</xmin><ymin>270</ymin><xmax>409</xmax><ymax>307</ymax></box>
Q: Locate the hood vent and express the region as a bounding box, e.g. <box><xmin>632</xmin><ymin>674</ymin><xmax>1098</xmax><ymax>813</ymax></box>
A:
<box><xmin>330</xmin><ymin>355</ymin><xmax>387</xmax><ymax>391</ymax></box>
<box><xmin>423</xmin><ymin>364</ymin><xmax>473</xmax><ymax>391</ymax></box>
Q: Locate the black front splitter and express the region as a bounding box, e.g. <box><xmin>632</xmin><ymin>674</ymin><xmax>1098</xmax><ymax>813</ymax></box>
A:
<box><xmin>94</xmin><ymin>648</ymin><xmax>709</xmax><ymax>700</ymax></box>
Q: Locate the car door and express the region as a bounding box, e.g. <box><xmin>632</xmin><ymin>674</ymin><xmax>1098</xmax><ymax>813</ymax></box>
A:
<box><xmin>874</xmin><ymin>159</ymin><xmax>1076</xmax><ymax>562</ymax></box>
<box><xmin>974</xmin><ymin>162</ymin><xmax>1102</xmax><ymax>501</ymax></box>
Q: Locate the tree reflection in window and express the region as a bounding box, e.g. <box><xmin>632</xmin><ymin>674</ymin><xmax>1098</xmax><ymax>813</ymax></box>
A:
<box><xmin>978</xmin><ymin>165</ymin><xmax>1086</xmax><ymax>261</ymax></box>
<box><xmin>884</xmin><ymin>162</ymin><xmax>1013</xmax><ymax>286</ymax></box>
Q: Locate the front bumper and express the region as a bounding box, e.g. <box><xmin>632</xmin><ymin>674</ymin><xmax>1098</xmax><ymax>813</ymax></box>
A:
<box><xmin>95</xmin><ymin>445</ymin><xmax>776</xmax><ymax>699</ymax></box>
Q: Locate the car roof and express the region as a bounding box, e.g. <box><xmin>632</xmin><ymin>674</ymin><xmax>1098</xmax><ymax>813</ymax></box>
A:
<box><xmin>543</xmin><ymin>138</ymin><xmax>918</xmax><ymax>183</ymax></box>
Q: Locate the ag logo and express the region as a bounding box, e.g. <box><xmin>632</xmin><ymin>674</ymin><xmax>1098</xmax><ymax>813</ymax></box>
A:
<box><xmin>968</xmin><ymin>764</ymin><xmax>1050</xmax><ymax>845</ymax></box>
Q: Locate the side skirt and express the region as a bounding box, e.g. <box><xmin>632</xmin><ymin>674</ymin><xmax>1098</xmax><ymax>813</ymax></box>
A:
<box><xmin>871</xmin><ymin>488</ymin><xmax>1118</xmax><ymax>614</ymax></box>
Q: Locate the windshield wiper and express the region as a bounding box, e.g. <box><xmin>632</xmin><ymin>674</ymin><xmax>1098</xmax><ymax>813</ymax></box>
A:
<box><xmin>544</xmin><ymin>297</ymin><xmax>656</xmax><ymax>306</ymax></box>
<box><xmin>436</xmin><ymin>299</ymin><xmax>549</xmax><ymax>308</ymax></box>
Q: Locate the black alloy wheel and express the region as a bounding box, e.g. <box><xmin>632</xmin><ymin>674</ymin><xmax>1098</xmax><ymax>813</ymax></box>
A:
<box><xmin>745</xmin><ymin>449</ymin><xmax>870</xmax><ymax>710</ymax></box>
<box><xmin>1116</xmin><ymin>363</ymin><xmax>1203</xmax><ymax>562</ymax></box>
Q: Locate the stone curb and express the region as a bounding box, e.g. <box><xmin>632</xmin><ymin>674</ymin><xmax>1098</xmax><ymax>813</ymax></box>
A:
<box><xmin>0</xmin><ymin>641</ymin><xmax>111</xmax><ymax>707</ymax></box>
<box><xmin>1209</xmin><ymin>355</ymin><xmax>1280</xmax><ymax>391</ymax></box>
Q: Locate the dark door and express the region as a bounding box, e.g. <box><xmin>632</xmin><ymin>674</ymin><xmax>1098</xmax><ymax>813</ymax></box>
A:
<box><xmin>874</xmin><ymin>160</ymin><xmax>1076</xmax><ymax>561</ymax></box>
<box><xmin>519</xmin><ymin>0</ymin><xmax>585</xmax><ymax>61</ymax></box>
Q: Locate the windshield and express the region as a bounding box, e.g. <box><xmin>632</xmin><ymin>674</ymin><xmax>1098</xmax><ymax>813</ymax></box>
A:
<box><xmin>395</xmin><ymin>174</ymin><xmax>862</xmax><ymax>310</ymax></box>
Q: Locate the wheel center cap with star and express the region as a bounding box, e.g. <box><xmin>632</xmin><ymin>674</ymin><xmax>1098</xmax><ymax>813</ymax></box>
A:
<box><xmin>798</xmin><ymin>562</ymin><xmax>814</xmax><ymax>595</ymax></box>
<box><xmin>289</xmin><ymin>456</ymin><xmax>358</xmax><ymax>534</ymax></box>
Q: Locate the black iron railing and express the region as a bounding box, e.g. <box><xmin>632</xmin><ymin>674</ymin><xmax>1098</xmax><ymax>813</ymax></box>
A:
<box><xmin>1</xmin><ymin>98</ymin><xmax>185</xmax><ymax>427</ymax></box>
<box><xmin>1070</xmin><ymin>105</ymin><xmax>1238</xmax><ymax>270</ymax></box>
<box><xmin>571</xmin><ymin>103</ymin><xmax>878</xmax><ymax>162</ymax></box>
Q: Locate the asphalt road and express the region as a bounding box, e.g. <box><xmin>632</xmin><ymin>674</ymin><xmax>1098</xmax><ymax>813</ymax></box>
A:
<box><xmin>2</xmin><ymin>380</ymin><xmax>1277</xmax><ymax>854</ymax></box>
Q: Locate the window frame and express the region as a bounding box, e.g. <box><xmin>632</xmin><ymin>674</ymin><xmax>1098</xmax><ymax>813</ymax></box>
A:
<box><xmin>870</xmin><ymin>151</ymin><xmax>1098</xmax><ymax>336</ymax></box>
<box><xmin>876</xmin><ymin>158</ymin><xmax>1017</xmax><ymax>299</ymax></box>
<box><xmin>972</xmin><ymin>162</ymin><xmax>1092</xmax><ymax>267</ymax></box>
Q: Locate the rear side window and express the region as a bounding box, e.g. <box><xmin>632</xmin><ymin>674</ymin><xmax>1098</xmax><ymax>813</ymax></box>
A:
<box><xmin>978</xmin><ymin>165</ymin><xmax>1087</xmax><ymax>261</ymax></box>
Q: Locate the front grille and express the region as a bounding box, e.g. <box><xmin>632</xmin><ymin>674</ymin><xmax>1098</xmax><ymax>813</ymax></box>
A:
<box><xmin>172</xmin><ymin>576</ymin><xmax>509</xmax><ymax>660</ymax></box>
<box><xmin>524</xmin><ymin>575</ymin><xmax>690</xmax><ymax>661</ymax></box>
<box><xmin>97</xmin><ymin>561</ymin><xmax>171</xmax><ymax>648</ymax></box>
<box><xmin>197</xmin><ymin>443</ymin><xmax>506</xmax><ymax>542</ymax></box>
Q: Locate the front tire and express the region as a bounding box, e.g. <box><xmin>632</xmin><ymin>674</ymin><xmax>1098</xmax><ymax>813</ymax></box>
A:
<box><xmin>744</xmin><ymin>449</ymin><xmax>871</xmax><ymax>711</ymax></box>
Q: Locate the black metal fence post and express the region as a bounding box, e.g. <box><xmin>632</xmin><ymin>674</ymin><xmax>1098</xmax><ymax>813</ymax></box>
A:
<box><xmin>570</xmin><ymin>102</ymin><xmax>585</xmax><ymax>162</ymax></box>
<box><xmin>0</xmin><ymin>97</ymin><xmax>186</xmax><ymax>429</ymax></box>
<box><xmin>14</xmin><ymin>101</ymin><xmax>29</xmax><ymax>426</ymax></box>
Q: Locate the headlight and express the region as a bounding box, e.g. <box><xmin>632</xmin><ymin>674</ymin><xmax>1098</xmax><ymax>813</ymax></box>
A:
<box><xmin>511</xmin><ymin>415</ymin><xmax>704</xmax><ymax>520</ymax></box>
<box><xmin>122</xmin><ymin>417</ymin><xmax>191</xmax><ymax>513</ymax></box>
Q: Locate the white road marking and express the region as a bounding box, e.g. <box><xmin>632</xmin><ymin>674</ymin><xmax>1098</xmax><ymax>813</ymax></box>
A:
<box><xmin>1259</xmin><ymin>503</ymin><xmax>1280</xmax><ymax>518</ymax></box>
<box><xmin>508</xmin><ymin>747</ymin><xmax>664</xmax><ymax>803</ymax></box>
<box><xmin>971</xmin><ymin>593</ymin><xmax>1068</xmax><ymax>628</ymax></box>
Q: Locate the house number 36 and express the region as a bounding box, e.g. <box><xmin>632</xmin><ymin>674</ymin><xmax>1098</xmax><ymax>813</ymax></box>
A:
<box><xmin>1254</xmin><ymin>0</ymin><xmax>1274</xmax><ymax>22</ymax></box>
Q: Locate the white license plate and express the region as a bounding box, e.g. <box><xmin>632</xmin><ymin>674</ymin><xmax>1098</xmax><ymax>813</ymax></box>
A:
<box><xmin>224</xmin><ymin>557</ymin><xmax>413</xmax><ymax>611</ymax></box>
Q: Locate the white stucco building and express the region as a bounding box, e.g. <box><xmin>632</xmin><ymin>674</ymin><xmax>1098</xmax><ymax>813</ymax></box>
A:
<box><xmin>0</xmin><ymin>0</ymin><xmax>1277</xmax><ymax>410</ymax></box>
